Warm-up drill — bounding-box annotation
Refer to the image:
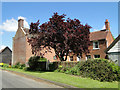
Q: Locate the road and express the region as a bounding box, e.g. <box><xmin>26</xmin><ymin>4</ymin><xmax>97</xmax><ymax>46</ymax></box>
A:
<box><xmin>0</xmin><ymin>70</ymin><xmax>63</xmax><ymax>88</ymax></box>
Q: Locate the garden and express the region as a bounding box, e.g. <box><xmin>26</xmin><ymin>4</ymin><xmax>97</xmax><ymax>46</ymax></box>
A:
<box><xmin>1</xmin><ymin>56</ymin><xmax>119</xmax><ymax>88</ymax></box>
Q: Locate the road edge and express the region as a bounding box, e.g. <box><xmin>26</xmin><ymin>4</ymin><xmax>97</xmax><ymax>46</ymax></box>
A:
<box><xmin>1</xmin><ymin>69</ymin><xmax>82</xmax><ymax>89</ymax></box>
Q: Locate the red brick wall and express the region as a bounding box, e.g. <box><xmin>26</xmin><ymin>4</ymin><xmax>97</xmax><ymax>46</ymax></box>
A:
<box><xmin>12</xmin><ymin>36</ymin><xmax>26</xmax><ymax>65</ymax></box>
<box><xmin>25</xmin><ymin>37</ymin><xmax>34</xmax><ymax>63</ymax></box>
<box><xmin>72</xmin><ymin>39</ymin><xmax>107</xmax><ymax>61</ymax></box>
<box><xmin>106</xmin><ymin>31</ymin><xmax>114</xmax><ymax>47</ymax></box>
<box><xmin>25</xmin><ymin>38</ymin><xmax>58</xmax><ymax>62</ymax></box>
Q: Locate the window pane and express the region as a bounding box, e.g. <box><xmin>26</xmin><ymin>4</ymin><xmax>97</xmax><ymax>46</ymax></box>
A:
<box><xmin>93</xmin><ymin>41</ymin><xmax>99</xmax><ymax>49</ymax></box>
<box><xmin>94</xmin><ymin>55</ymin><xmax>100</xmax><ymax>58</ymax></box>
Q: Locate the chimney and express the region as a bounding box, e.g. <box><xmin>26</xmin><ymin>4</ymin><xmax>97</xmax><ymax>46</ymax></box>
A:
<box><xmin>105</xmin><ymin>19</ymin><xmax>110</xmax><ymax>31</ymax></box>
<box><xmin>18</xmin><ymin>19</ymin><xmax>24</xmax><ymax>28</ymax></box>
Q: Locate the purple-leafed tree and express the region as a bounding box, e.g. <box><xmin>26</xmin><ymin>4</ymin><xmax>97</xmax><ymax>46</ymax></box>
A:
<box><xmin>28</xmin><ymin>12</ymin><xmax>91</xmax><ymax>61</ymax></box>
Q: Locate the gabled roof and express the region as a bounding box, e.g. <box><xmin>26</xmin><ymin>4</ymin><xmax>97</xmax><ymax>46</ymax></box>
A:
<box><xmin>90</xmin><ymin>29</ymin><xmax>108</xmax><ymax>41</ymax></box>
<box><xmin>0</xmin><ymin>46</ymin><xmax>12</xmax><ymax>54</ymax></box>
<box><xmin>105</xmin><ymin>34</ymin><xmax>120</xmax><ymax>52</ymax></box>
<box><xmin>23</xmin><ymin>27</ymin><xmax>110</xmax><ymax>42</ymax></box>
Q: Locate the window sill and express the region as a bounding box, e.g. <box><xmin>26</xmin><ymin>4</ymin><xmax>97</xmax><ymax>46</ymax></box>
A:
<box><xmin>93</xmin><ymin>48</ymin><xmax>100</xmax><ymax>50</ymax></box>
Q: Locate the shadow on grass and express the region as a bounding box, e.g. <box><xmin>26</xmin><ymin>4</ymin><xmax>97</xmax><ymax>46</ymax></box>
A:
<box><xmin>24</xmin><ymin>69</ymin><xmax>56</xmax><ymax>73</ymax></box>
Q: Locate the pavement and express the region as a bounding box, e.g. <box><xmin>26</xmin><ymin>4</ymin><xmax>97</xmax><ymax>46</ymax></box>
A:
<box><xmin>1</xmin><ymin>70</ymin><xmax>63</xmax><ymax>88</ymax></box>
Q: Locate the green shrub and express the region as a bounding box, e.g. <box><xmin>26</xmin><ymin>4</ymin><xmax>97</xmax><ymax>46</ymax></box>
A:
<box><xmin>11</xmin><ymin>65</ymin><xmax>16</xmax><ymax>68</ymax></box>
<box><xmin>49</xmin><ymin>62</ymin><xmax>58</xmax><ymax>71</ymax></box>
<box><xmin>24</xmin><ymin>67</ymin><xmax>31</xmax><ymax>71</ymax></box>
<box><xmin>79</xmin><ymin>59</ymin><xmax>120</xmax><ymax>82</ymax></box>
<box><xmin>39</xmin><ymin>57</ymin><xmax>47</xmax><ymax>62</ymax></box>
<box><xmin>56</xmin><ymin>59</ymin><xmax>120</xmax><ymax>82</ymax></box>
<box><xmin>3</xmin><ymin>64</ymin><xmax>9</xmax><ymax>68</ymax></box>
<box><xmin>19</xmin><ymin>64</ymin><xmax>26</xmax><ymax>69</ymax></box>
<box><xmin>14</xmin><ymin>62</ymin><xmax>21</xmax><ymax>68</ymax></box>
<box><xmin>28</xmin><ymin>56</ymin><xmax>47</xmax><ymax>71</ymax></box>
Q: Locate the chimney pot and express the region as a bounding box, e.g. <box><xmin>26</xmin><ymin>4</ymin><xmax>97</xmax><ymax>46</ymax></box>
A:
<box><xmin>105</xmin><ymin>19</ymin><xmax>110</xmax><ymax>31</ymax></box>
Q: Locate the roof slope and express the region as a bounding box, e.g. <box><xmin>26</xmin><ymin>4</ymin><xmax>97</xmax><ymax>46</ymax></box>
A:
<box><xmin>23</xmin><ymin>28</ymin><xmax>110</xmax><ymax>41</ymax></box>
<box><xmin>90</xmin><ymin>29</ymin><xmax>108</xmax><ymax>41</ymax></box>
<box><xmin>105</xmin><ymin>34</ymin><xmax>120</xmax><ymax>52</ymax></box>
<box><xmin>0</xmin><ymin>46</ymin><xmax>12</xmax><ymax>54</ymax></box>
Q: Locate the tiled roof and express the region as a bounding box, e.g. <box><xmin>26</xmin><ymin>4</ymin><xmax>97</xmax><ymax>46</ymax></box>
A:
<box><xmin>90</xmin><ymin>29</ymin><xmax>108</xmax><ymax>41</ymax></box>
<box><xmin>23</xmin><ymin>28</ymin><xmax>109</xmax><ymax>41</ymax></box>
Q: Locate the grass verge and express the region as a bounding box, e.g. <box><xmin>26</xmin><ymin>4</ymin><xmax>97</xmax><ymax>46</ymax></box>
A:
<box><xmin>1</xmin><ymin>67</ymin><xmax>119</xmax><ymax>89</ymax></box>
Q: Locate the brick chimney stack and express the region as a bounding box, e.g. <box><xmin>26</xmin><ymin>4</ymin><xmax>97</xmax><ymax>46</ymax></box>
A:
<box><xmin>105</xmin><ymin>19</ymin><xmax>110</xmax><ymax>31</ymax></box>
<box><xmin>18</xmin><ymin>19</ymin><xmax>24</xmax><ymax>28</ymax></box>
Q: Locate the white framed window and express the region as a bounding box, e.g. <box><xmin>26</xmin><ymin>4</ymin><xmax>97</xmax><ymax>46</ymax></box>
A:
<box><xmin>94</xmin><ymin>55</ymin><xmax>100</xmax><ymax>58</ymax></box>
<box><xmin>93</xmin><ymin>41</ymin><xmax>99</xmax><ymax>49</ymax></box>
<box><xmin>77</xmin><ymin>56</ymin><xmax>81</xmax><ymax>61</ymax></box>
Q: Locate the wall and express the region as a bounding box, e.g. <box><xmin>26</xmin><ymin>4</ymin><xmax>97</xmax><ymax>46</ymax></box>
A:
<box><xmin>108</xmin><ymin>40</ymin><xmax>120</xmax><ymax>53</ymax></box>
<box><xmin>0</xmin><ymin>48</ymin><xmax>12</xmax><ymax>64</ymax></box>
<box><xmin>81</xmin><ymin>39</ymin><xmax>107</xmax><ymax>60</ymax></box>
<box><xmin>12</xmin><ymin>28</ymin><xmax>26</xmax><ymax>65</ymax></box>
<box><xmin>108</xmin><ymin>52</ymin><xmax>120</xmax><ymax>63</ymax></box>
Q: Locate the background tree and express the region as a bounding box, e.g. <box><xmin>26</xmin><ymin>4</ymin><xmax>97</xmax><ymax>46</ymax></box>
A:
<box><xmin>28</xmin><ymin>12</ymin><xmax>91</xmax><ymax>61</ymax></box>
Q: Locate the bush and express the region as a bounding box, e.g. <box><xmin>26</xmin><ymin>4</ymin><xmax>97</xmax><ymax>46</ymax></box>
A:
<box><xmin>24</xmin><ymin>67</ymin><xmax>31</xmax><ymax>71</ymax></box>
<box><xmin>56</xmin><ymin>59</ymin><xmax>120</xmax><ymax>82</ymax></box>
<box><xmin>28</xmin><ymin>56</ymin><xmax>47</xmax><ymax>71</ymax></box>
<box><xmin>3</xmin><ymin>63</ymin><xmax>9</xmax><ymax>68</ymax></box>
<box><xmin>14</xmin><ymin>62</ymin><xmax>21</xmax><ymax>68</ymax></box>
<box><xmin>11</xmin><ymin>65</ymin><xmax>16</xmax><ymax>68</ymax></box>
<box><xmin>49</xmin><ymin>62</ymin><xmax>58</xmax><ymax>71</ymax></box>
<box><xmin>77</xmin><ymin>59</ymin><xmax>120</xmax><ymax>82</ymax></box>
<box><xmin>19</xmin><ymin>64</ymin><xmax>26</xmax><ymax>69</ymax></box>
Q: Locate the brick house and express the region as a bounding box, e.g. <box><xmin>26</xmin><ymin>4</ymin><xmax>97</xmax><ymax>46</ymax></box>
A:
<box><xmin>12</xmin><ymin>19</ymin><xmax>114</xmax><ymax>65</ymax></box>
<box><xmin>12</xmin><ymin>19</ymin><xmax>57</xmax><ymax>65</ymax></box>
<box><xmin>0</xmin><ymin>46</ymin><xmax>12</xmax><ymax>64</ymax></box>
<box><xmin>70</xmin><ymin>19</ymin><xmax>114</xmax><ymax>61</ymax></box>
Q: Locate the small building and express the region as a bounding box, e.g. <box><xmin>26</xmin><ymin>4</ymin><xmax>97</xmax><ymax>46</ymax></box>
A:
<box><xmin>105</xmin><ymin>35</ymin><xmax>120</xmax><ymax>63</ymax></box>
<box><xmin>0</xmin><ymin>46</ymin><xmax>12</xmax><ymax>64</ymax></box>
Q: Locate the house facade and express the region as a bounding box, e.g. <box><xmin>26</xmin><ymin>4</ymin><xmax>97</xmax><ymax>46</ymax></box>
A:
<box><xmin>12</xmin><ymin>19</ymin><xmax>114</xmax><ymax>65</ymax></box>
<box><xmin>105</xmin><ymin>35</ymin><xmax>120</xmax><ymax>63</ymax></box>
<box><xmin>0</xmin><ymin>46</ymin><xmax>12</xmax><ymax>64</ymax></box>
<box><xmin>12</xmin><ymin>19</ymin><xmax>57</xmax><ymax>65</ymax></box>
<box><xmin>69</xmin><ymin>19</ymin><xmax>114</xmax><ymax>61</ymax></box>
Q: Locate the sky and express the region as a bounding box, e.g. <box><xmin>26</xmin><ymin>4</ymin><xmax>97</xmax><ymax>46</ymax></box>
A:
<box><xmin>0</xmin><ymin>2</ymin><xmax>118</xmax><ymax>50</ymax></box>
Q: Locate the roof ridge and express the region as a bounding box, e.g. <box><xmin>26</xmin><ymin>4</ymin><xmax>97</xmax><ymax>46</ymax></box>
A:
<box><xmin>90</xmin><ymin>29</ymin><xmax>107</xmax><ymax>33</ymax></box>
<box><xmin>0</xmin><ymin>46</ymin><xmax>12</xmax><ymax>53</ymax></box>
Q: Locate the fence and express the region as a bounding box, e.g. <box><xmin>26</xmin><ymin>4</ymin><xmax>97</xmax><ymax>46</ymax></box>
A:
<box><xmin>58</xmin><ymin>61</ymin><xmax>79</xmax><ymax>68</ymax></box>
<box><xmin>46</xmin><ymin>61</ymin><xmax>80</xmax><ymax>70</ymax></box>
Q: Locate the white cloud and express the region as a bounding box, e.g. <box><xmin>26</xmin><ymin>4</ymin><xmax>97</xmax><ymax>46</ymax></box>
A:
<box><xmin>93</xmin><ymin>29</ymin><xmax>99</xmax><ymax>31</ymax></box>
<box><xmin>102</xmin><ymin>25</ymin><xmax>106</xmax><ymax>29</ymax></box>
<box><xmin>93</xmin><ymin>25</ymin><xmax>106</xmax><ymax>31</ymax></box>
<box><xmin>0</xmin><ymin>31</ymin><xmax>3</xmax><ymax>35</ymax></box>
<box><xmin>0</xmin><ymin>16</ymin><xmax>29</xmax><ymax>32</ymax></box>
<box><xmin>0</xmin><ymin>45</ymin><xmax>6</xmax><ymax>50</ymax></box>
<box><xmin>18</xmin><ymin>16</ymin><xmax>26</xmax><ymax>20</ymax></box>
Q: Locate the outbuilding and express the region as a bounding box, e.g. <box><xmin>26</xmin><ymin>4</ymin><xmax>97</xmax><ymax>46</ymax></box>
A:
<box><xmin>0</xmin><ymin>46</ymin><xmax>12</xmax><ymax>64</ymax></box>
<box><xmin>105</xmin><ymin>35</ymin><xmax>120</xmax><ymax>64</ymax></box>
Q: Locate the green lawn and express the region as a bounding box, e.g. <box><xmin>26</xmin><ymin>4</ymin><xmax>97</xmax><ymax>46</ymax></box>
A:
<box><xmin>1</xmin><ymin>67</ymin><xmax>119</xmax><ymax>89</ymax></box>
